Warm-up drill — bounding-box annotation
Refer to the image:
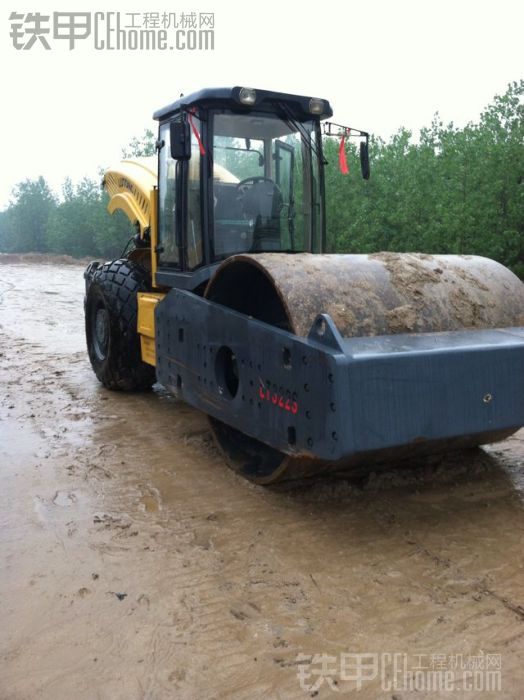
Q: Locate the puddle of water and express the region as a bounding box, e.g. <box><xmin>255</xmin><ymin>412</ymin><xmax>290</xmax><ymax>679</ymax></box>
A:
<box><xmin>0</xmin><ymin>263</ymin><xmax>86</xmax><ymax>354</ymax></box>
<box><xmin>139</xmin><ymin>492</ymin><xmax>161</xmax><ymax>513</ymax></box>
<box><xmin>0</xmin><ymin>418</ymin><xmax>45</xmax><ymax>466</ymax></box>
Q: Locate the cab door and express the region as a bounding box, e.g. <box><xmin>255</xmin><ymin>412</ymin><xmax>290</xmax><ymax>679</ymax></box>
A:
<box><xmin>157</xmin><ymin>114</ymin><xmax>204</xmax><ymax>272</ymax></box>
<box><xmin>157</xmin><ymin>120</ymin><xmax>181</xmax><ymax>268</ymax></box>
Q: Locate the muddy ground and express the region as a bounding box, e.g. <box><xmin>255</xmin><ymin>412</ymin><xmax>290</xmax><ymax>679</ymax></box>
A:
<box><xmin>0</xmin><ymin>260</ymin><xmax>523</xmax><ymax>699</ymax></box>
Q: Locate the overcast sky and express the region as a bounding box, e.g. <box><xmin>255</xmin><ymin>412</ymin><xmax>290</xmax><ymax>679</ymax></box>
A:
<box><xmin>1</xmin><ymin>0</ymin><xmax>523</xmax><ymax>209</ymax></box>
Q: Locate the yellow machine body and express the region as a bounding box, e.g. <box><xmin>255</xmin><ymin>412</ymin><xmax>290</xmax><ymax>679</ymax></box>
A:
<box><xmin>104</xmin><ymin>157</ymin><xmax>157</xmax><ymax>234</ymax></box>
<box><xmin>103</xmin><ymin>158</ymin><xmax>243</xmax><ymax>368</ymax></box>
<box><xmin>136</xmin><ymin>292</ymin><xmax>164</xmax><ymax>366</ymax></box>
<box><xmin>104</xmin><ymin>157</ymin><xmax>164</xmax><ymax>364</ymax></box>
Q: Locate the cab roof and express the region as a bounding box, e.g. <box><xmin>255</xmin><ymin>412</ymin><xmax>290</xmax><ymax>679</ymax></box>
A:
<box><xmin>153</xmin><ymin>86</ymin><xmax>333</xmax><ymax>122</ymax></box>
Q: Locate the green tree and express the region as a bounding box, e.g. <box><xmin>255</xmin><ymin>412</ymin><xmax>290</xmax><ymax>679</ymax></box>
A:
<box><xmin>323</xmin><ymin>80</ymin><xmax>524</xmax><ymax>277</ymax></box>
<box><xmin>121</xmin><ymin>128</ymin><xmax>156</xmax><ymax>158</ymax></box>
<box><xmin>46</xmin><ymin>177</ymin><xmax>133</xmax><ymax>258</ymax></box>
<box><xmin>0</xmin><ymin>177</ymin><xmax>56</xmax><ymax>252</ymax></box>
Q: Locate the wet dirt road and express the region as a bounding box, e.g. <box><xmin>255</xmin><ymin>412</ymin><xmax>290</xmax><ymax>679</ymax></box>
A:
<box><xmin>1</xmin><ymin>260</ymin><xmax>523</xmax><ymax>699</ymax></box>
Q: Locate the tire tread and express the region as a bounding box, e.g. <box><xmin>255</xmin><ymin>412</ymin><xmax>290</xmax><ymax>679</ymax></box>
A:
<box><xmin>85</xmin><ymin>259</ymin><xmax>155</xmax><ymax>391</ymax></box>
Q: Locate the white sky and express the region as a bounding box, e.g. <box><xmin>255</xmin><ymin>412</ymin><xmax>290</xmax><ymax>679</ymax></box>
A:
<box><xmin>1</xmin><ymin>0</ymin><xmax>523</xmax><ymax>209</ymax></box>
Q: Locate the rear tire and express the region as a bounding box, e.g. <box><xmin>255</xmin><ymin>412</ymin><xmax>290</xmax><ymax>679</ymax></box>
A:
<box><xmin>85</xmin><ymin>259</ymin><xmax>156</xmax><ymax>391</ymax></box>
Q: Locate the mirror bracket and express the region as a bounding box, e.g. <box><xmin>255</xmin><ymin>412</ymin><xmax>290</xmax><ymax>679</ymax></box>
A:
<box><xmin>322</xmin><ymin>121</ymin><xmax>371</xmax><ymax>179</ymax></box>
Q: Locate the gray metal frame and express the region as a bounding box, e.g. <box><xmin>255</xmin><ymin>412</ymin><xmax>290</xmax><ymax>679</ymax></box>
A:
<box><xmin>156</xmin><ymin>289</ymin><xmax>524</xmax><ymax>461</ymax></box>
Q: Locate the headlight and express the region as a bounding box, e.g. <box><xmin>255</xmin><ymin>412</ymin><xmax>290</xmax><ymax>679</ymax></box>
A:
<box><xmin>239</xmin><ymin>87</ymin><xmax>257</xmax><ymax>106</ymax></box>
<box><xmin>309</xmin><ymin>98</ymin><xmax>325</xmax><ymax>115</ymax></box>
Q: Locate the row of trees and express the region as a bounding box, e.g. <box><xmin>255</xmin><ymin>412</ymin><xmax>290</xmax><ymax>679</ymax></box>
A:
<box><xmin>0</xmin><ymin>130</ymin><xmax>156</xmax><ymax>260</ymax></box>
<box><xmin>0</xmin><ymin>176</ymin><xmax>134</xmax><ymax>259</ymax></box>
<box><xmin>323</xmin><ymin>80</ymin><xmax>524</xmax><ymax>277</ymax></box>
<box><xmin>0</xmin><ymin>82</ymin><xmax>522</xmax><ymax>275</ymax></box>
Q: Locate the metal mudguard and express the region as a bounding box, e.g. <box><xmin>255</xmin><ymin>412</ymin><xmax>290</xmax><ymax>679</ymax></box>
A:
<box><xmin>155</xmin><ymin>289</ymin><xmax>524</xmax><ymax>461</ymax></box>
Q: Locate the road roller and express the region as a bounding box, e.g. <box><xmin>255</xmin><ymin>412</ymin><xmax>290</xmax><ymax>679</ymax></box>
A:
<box><xmin>84</xmin><ymin>86</ymin><xmax>524</xmax><ymax>483</ymax></box>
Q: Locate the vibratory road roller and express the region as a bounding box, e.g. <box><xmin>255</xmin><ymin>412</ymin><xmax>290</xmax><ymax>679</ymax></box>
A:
<box><xmin>84</xmin><ymin>86</ymin><xmax>524</xmax><ymax>483</ymax></box>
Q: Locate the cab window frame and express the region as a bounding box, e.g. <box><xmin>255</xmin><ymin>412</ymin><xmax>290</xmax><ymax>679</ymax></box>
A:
<box><xmin>208</xmin><ymin>108</ymin><xmax>322</xmax><ymax>263</ymax></box>
<box><xmin>157</xmin><ymin>111</ymin><xmax>205</xmax><ymax>272</ymax></box>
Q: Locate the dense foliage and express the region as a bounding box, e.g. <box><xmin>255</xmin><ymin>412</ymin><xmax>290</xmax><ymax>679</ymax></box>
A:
<box><xmin>324</xmin><ymin>80</ymin><xmax>524</xmax><ymax>277</ymax></box>
<box><xmin>0</xmin><ymin>82</ymin><xmax>522</xmax><ymax>275</ymax></box>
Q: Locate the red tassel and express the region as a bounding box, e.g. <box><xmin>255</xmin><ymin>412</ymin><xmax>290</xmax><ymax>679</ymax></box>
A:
<box><xmin>188</xmin><ymin>109</ymin><xmax>206</xmax><ymax>156</ymax></box>
<box><xmin>339</xmin><ymin>132</ymin><xmax>349</xmax><ymax>174</ymax></box>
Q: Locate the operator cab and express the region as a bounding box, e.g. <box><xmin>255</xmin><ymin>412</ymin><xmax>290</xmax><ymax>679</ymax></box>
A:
<box><xmin>152</xmin><ymin>87</ymin><xmax>332</xmax><ymax>290</ymax></box>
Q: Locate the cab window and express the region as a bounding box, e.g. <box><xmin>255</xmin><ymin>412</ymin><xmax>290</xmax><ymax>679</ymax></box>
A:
<box><xmin>158</xmin><ymin>121</ymin><xmax>179</xmax><ymax>266</ymax></box>
<box><xmin>158</xmin><ymin>115</ymin><xmax>203</xmax><ymax>269</ymax></box>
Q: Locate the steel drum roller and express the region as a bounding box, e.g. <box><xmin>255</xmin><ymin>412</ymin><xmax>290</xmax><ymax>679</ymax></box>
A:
<box><xmin>205</xmin><ymin>252</ymin><xmax>524</xmax><ymax>483</ymax></box>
